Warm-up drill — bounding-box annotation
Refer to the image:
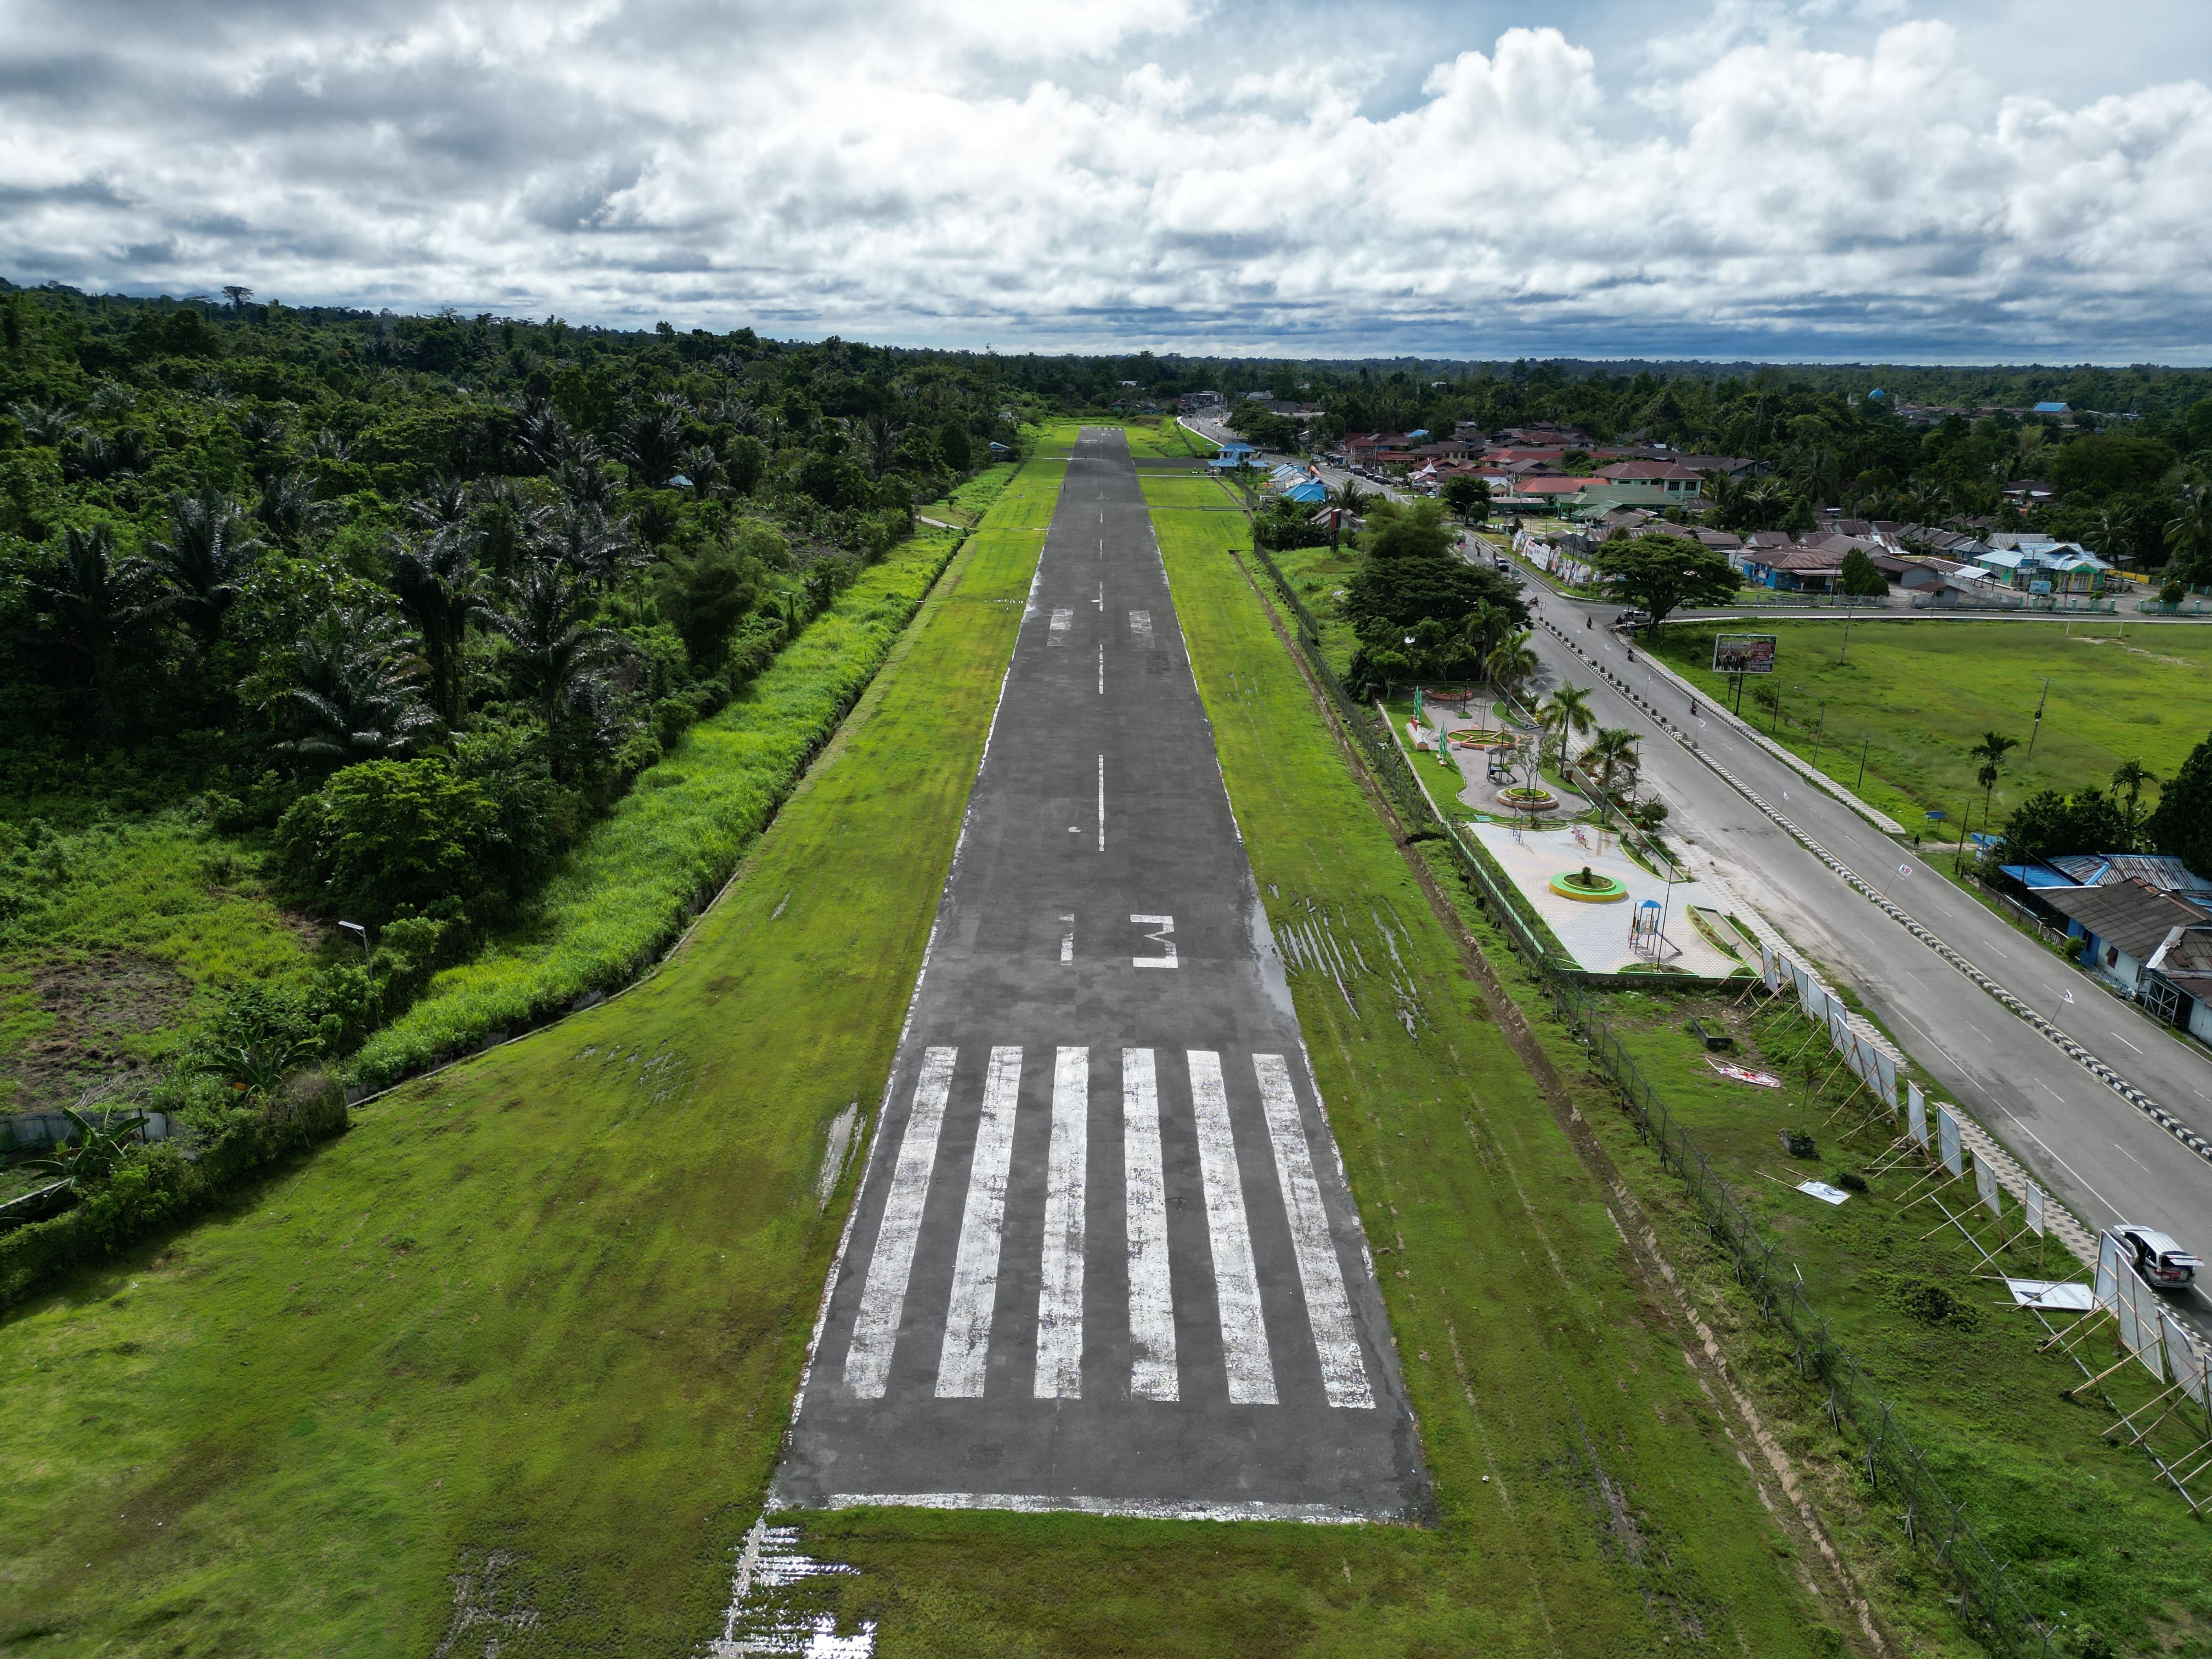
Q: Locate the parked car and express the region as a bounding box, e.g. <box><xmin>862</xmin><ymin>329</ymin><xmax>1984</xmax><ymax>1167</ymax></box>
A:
<box><xmin>1613</xmin><ymin>608</ymin><xmax>1651</xmax><ymax>629</ymax></box>
<box><xmin>2114</xmin><ymin>1223</ymin><xmax>2202</xmax><ymax>1289</ymax></box>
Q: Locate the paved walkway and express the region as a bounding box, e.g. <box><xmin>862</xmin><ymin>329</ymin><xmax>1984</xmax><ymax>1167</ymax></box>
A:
<box><xmin>1469</xmin><ymin>823</ymin><xmax>1741</xmax><ymax>977</ymax></box>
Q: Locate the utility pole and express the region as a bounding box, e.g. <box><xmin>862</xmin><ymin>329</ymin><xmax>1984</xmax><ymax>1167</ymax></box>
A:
<box><xmin>1855</xmin><ymin>735</ymin><xmax>1871</xmax><ymax>793</ymax></box>
<box><xmin>2025</xmin><ymin>674</ymin><xmax>2053</xmax><ymax>759</ymax></box>
<box><xmin>1839</xmin><ymin>613</ymin><xmax>1854</xmax><ymax>664</ymax></box>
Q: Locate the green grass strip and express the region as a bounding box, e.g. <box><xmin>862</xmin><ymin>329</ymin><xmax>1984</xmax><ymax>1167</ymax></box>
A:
<box><xmin>0</xmin><ymin>476</ymin><xmax>1053</xmax><ymax>1655</ymax></box>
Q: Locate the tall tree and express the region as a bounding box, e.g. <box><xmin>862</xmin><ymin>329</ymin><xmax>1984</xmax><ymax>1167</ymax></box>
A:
<box><xmin>2146</xmin><ymin>732</ymin><xmax>2212</xmax><ymax>879</ymax></box>
<box><xmin>387</xmin><ymin>524</ymin><xmax>484</xmax><ymax>727</ymax></box>
<box><xmin>1586</xmin><ymin>534</ymin><xmax>1739</xmax><ymax>630</ymax></box>
<box><xmin>1323</xmin><ymin>477</ymin><xmax>1369</xmax><ymax>551</ymax></box>
<box><xmin>149</xmin><ymin>487</ymin><xmax>263</xmax><ymax>647</ymax></box>
<box><xmin>1484</xmin><ymin>630</ymin><xmax>1539</xmax><ymax>703</ymax></box>
<box><xmin>484</xmin><ymin>561</ymin><xmax>618</xmax><ymax>750</ymax></box>
<box><xmin>27</xmin><ymin>524</ymin><xmax>162</xmax><ymax>733</ymax></box>
<box><xmin>274</xmin><ymin>608</ymin><xmax>439</xmax><ymax>765</ymax></box>
<box><xmin>1967</xmin><ymin>730</ymin><xmax>2020</xmax><ymax>839</ymax></box>
<box><xmin>2110</xmin><ymin>756</ymin><xmax>2157</xmax><ymax>846</ymax></box>
<box><xmin>2165</xmin><ymin>480</ymin><xmax>2212</xmax><ymax>587</ymax></box>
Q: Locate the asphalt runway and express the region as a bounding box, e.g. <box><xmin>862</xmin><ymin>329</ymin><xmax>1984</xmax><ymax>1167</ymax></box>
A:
<box><xmin>774</xmin><ymin>430</ymin><xmax>1427</xmax><ymax>1522</ymax></box>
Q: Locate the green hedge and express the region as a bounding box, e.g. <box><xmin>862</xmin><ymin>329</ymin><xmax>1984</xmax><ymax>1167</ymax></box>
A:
<box><xmin>0</xmin><ymin>1077</ymin><xmax>348</xmax><ymax>1308</ymax></box>
<box><xmin>344</xmin><ymin>522</ymin><xmax>969</xmax><ymax>1090</ymax></box>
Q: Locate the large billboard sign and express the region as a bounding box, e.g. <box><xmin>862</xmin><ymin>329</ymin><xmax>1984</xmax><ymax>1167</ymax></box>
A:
<box><xmin>1713</xmin><ymin>633</ymin><xmax>1777</xmax><ymax>675</ymax></box>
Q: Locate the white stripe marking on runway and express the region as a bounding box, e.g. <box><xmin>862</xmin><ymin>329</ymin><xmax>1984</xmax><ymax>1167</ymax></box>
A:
<box><xmin>1035</xmin><ymin>1047</ymin><xmax>1088</xmax><ymax>1398</ymax></box>
<box><xmin>1122</xmin><ymin>1048</ymin><xmax>1178</xmax><ymax>1400</ymax></box>
<box><xmin>1252</xmin><ymin>1053</ymin><xmax>1374</xmax><ymax>1408</ymax></box>
<box><xmin>1048</xmin><ymin>607</ymin><xmax>1071</xmax><ymax>644</ymax></box>
<box><xmin>1059</xmin><ymin>915</ymin><xmax>1075</xmax><ymax>963</ymax></box>
<box><xmin>1187</xmin><ymin>1050</ymin><xmax>1276</xmax><ymax>1404</ymax></box>
<box><xmin>1097</xmin><ymin>754</ymin><xmax>1105</xmax><ymax>851</ymax></box>
<box><xmin>936</xmin><ymin>1046</ymin><xmax>1025</xmax><ymax>1397</ymax></box>
<box><xmin>844</xmin><ymin>1047</ymin><xmax>957</xmax><ymax>1397</ymax></box>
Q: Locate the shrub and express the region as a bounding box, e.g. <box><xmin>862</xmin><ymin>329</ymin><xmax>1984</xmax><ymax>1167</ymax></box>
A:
<box><xmin>0</xmin><ymin>1070</ymin><xmax>348</xmax><ymax>1309</ymax></box>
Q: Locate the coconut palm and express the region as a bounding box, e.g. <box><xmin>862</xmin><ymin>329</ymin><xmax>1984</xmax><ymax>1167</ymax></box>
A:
<box><xmin>1324</xmin><ymin>477</ymin><xmax>1370</xmax><ymax>552</ymax></box>
<box><xmin>538</xmin><ymin>500</ymin><xmax>642</xmax><ymax>590</ymax></box>
<box><xmin>1537</xmin><ymin>683</ymin><xmax>1595</xmax><ymax>768</ymax></box>
<box><xmin>9</xmin><ymin>400</ymin><xmax>72</xmax><ymax>446</ymax></box>
<box><xmin>618</xmin><ymin>407</ymin><xmax>687</xmax><ymax>487</ymax></box>
<box><xmin>1580</xmin><ymin>726</ymin><xmax>1641</xmax><ymax>797</ymax></box>
<box><xmin>27</xmin><ymin>524</ymin><xmax>163</xmax><ymax>733</ymax></box>
<box><xmin>274</xmin><ymin>608</ymin><xmax>439</xmax><ymax>765</ymax></box>
<box><xmin>256</xmin><ymin>470</ymin><xmax>331</xmax><ymax>547</ymax></box>
<box><xmin>149</xmin><ymin>487</ymin><xmax>263</xmax><ymax>646</ymax></box>
<box><xmin>1967</xmin><ymin>730</ymin><xmax>2020</xmax><ymax>838</ymax></box>
<box><xmin>1484</xmin><ymin>629</ymin><xmax>1539</xmax><ymax>704</ymax></box>
<box><xmin>2111</xmin><ymin>757</ymin><xmax>2157</xmax><ymax>845</ymax></box>
<box><xmin>1459</xmin><ymin>599</ymin><xmax>1513</xmax><ymax>668</ymax></box>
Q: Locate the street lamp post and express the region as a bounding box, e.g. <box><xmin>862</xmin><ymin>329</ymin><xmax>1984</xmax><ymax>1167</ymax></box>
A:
<box><xmin>338</xmin><ymin>921</ymin><xmax>375</xmax><ymax>1017</ymax></box>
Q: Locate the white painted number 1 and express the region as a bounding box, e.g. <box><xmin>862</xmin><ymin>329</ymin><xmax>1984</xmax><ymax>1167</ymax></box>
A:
<box><xmin>1131</xmin><ymin>915</ymin><xmax>1177</xmax><ymax>969</ymax></box>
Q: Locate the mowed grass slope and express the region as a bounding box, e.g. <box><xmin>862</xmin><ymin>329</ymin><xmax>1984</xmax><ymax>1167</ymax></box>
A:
<box><xmin>787</xmin><ymin>510</ymin><xmax>1841</xmax><ymax>1656</ymax></box>
<box><xmin>0</xmin><ymin>473</ymin><xmax>1058</xmax><ymax>1656</ymax></box>
<box><xmin>1137</xmin><ymin>473</ymin><xmax>1242</xmax><ymax>511</ymax></box>
<box><xmin>1650</xmin><ymin>618</ymin><xmax>2212</xmax><ymax>830</ymax></box>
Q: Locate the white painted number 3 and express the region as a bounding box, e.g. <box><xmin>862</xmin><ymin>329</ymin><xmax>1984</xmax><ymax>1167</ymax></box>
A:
<box><xmin>1131</xmin><ymin>914</ymin><xmax>1177</xmax><ymax>969</ymax></box>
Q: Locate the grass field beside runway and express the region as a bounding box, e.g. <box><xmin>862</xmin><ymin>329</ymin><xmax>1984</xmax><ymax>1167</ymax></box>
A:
<box><xmin>1138</xmin><ymin>473</ymin><xmax>1243</xmax><ymax>511</ymax></box>
<box><xmin>0</xmin><ymin>476</ymin><xmax>1057</xmax><ymax>1657</ymax></box>
<box><xmin>781</xmin><ymin>509</ymin><xmax>1848</xmax><ymax>1656</ymax></box>
<box><xmin>1649</xmin><ymin>618</ymin><xmax>2212</xmax><ymax>834</ymax></box>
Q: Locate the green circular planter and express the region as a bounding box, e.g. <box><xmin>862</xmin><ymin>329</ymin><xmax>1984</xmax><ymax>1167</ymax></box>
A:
<box><xmin>1549</xmin><ymin>868</ymin><xmax>1628</xmax><ymax>902</ymax></box>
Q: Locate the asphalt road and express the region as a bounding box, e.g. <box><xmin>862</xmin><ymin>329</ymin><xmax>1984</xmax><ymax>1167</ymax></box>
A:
<box><xmin>775</xmin><ymin>430</ymin><xmax>1427</xmax><ymax>1522</ymax></box>
<box><xmin>1183</xmin><ymin>414</ymin><xmax>2211</xmax><ymax>1327</ymax></box>
<box><xmin>1514</xmin><ymin>586</ymin><xmax>2212</xmax><ymax>1337</ymax></box>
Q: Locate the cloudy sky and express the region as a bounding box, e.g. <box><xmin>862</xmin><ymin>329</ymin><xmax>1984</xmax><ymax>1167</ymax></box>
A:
<box><xmin>4</xmin><ymin>0</ymin><xmax>2211</xmax><ymax>362</ymax></box>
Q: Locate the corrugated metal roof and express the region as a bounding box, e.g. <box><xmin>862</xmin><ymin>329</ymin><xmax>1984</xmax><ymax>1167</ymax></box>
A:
<box><xmin>2039</xmin><ymin>879</ymin><xmax>2212</xmax><ymax>961</ymax></box>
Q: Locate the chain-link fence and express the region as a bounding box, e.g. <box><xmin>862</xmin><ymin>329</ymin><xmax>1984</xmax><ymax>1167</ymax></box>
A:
<box><xmin>1244</xmin><ymin>541</ymin><xmax>2054</xmax><ymax>1659</ymax></box>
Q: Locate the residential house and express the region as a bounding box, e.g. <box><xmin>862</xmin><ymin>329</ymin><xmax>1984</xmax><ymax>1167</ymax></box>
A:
<box><xmin>1970</xmin><ymin>542</ymin><xmax>2112</xmax><ymax>594</ymax></box>
<box><xmin>1868</xmin><ymin>553</ymin><xmax>1961</xmax><ymax>592</ymax></box>
<box><xmin>2038</xmin><ymin>878</ymin><xmax>2212</xmax><ymax>1045</ymax></box>
<box><xmin>1742</xmin><ymin>545</ymin><xmax>1843</xmax><ymax>593</ymax></box>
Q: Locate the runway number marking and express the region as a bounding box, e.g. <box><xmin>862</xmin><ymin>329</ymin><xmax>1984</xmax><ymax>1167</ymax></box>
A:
<box><xmin>844</xmin><ymin>1048</ymin><xmax>957</xmax><ymax>1397</ymax></box>
<box><xmin>1059</xmin><ymin>915</ymin><xmax>1075</xmax><ymax>963</ymax></box>
<box><xmin>1048</xmin><ymin>607</ymin><xmax>1072</xmax><ymax>645</ymax></box>
<box><xmin>1128</xmin><ymin>610</ymin><xmax>1152</xmax><ymax>639</ymax></box>
<box><xmin>936</xmin><ymin>1046</ymin><xmax>1024</xmax><ymax>1397</ymax></box>
<box><xmin>1122</xmin><ymin>1049</ymin><xmax>1178</xmax><ymax>1400</ymax></box>
<box><xmin>1131</xmin><ymin>915</ymin><xmax>1177</xmax><ymax>969</ymax></box>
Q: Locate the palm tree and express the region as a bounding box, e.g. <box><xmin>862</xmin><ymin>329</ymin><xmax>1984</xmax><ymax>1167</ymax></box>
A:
<box><xmin>275</xmin><ymin>608</ymin><xmax>439</xmax><ymax>765</ymax></box>
<box><xmin>2111</xmin><ymin>757</ymin><xmax>2157</xmax><ymax>845</ymax></box>
<box><xmin>27</xmin><ymin>524</ymin><xmax>161</xmax><ymax>733</ymax></box>
<box><xmin>1459</xmin><ymin>599</ymin><xmax>1512</xmax><ymax>670</ymax></box>
<box><xmin>618</xmin><ymin>407</ymin><xmax>687</xmax><ymax>488</ymax></box>
<box><xmin>149</xmin><ymin>487</ymin><xmax>263</xmax><ymax>646</ymax></box>
<box><xmin>1967</xmin><ymin>730</ymin><xmax>2021</xmax><ymax>840</ymax></box>
<box><xmin>256</xmin><ymin>470</ymin><xmax>331</xmax><ymax>548</ymax></box>
<box><xmin>2165</xmin><ymin>481</ymin><xmax>2212</xmax><ymax>589</ymax></box>
<box><xmin>539</xmin><ymin>500</ymin><xmax>641</xmax><ymax>589</ymax></box>
<box><xmin>1537</xmin><ymin>683</ymin><xmax>1596</xmax><ymax>769</ymax></box>
<box><xmin>1579</xmin><ymin>726</ymin><xmax>1641</xmax><ymax>797</ymax></box>
<box><xmin>1484</xmin><ymin>629</ymin><xmax>1539</xmax><ymax>705</ymax></box>
<box><xmin>1324</xmin><ymin>477</ymin><xmax>1370</xmax><ymax>552</ymax></box>
<box><xmin>387</xmin><ymin>524</ymin><xmax>484</xmax><ymax>726</ymax></box>
<box><xmin>484</xmin><ymin>560</ymin><xmax>619</xmax><ymax>748</ymax></box>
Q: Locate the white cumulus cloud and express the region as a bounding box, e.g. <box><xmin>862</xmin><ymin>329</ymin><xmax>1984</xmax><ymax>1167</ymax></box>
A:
<box><xmin>1</xmin><ymin>0</ymin><xmax>2208</xmax><ymax>359</ymax></box>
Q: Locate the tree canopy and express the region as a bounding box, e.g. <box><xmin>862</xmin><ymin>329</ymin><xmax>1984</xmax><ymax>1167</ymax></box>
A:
<box><xmin>1585</xmin><ymin>534</ymin><xmax>1739</xmax><ymax>627</ymax></box>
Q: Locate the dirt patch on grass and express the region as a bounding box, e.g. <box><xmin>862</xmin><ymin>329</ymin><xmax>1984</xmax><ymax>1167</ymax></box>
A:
<box><xmin>1</xmin><ymin>951</ymin><xmax>190</xmax><ymax>1110</ymax></box>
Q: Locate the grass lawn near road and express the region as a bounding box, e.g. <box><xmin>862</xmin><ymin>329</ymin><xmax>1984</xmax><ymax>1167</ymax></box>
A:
<box><xmin>792</xmin><ymin>506</ymin><xmax>1845</xmax><ymax>1656</ymax></box>
<box><xmin>1137</xmin><ymin>473</ymin><xmax>1243</xmax><ymax>511</ymax></box>
<box><xmin>1586</xmin><ymin>986</ymin><xmax>2212</xmax><ymax>1656</ymax></box>
<box><xmin>1649</xmin><ymin>619</ymin><xmax>2212</xmax><ymax>837</ymax></box>
<box><xmin>0</xmin><ymin>475</ymin><xmax>1057</xmax><ymax>1657</ymax></box>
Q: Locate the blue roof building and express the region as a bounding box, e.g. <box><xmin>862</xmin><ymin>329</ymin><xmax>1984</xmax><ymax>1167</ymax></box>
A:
<box><xmin>2033</xmin><ymin>402</ymin><xmax>2071</xmax><ymax>414</ymax></box>
<box><xmin>1284</xmin><ymin>481</ymin><xmax>1328</xmax><ymax>504</ymax></box>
